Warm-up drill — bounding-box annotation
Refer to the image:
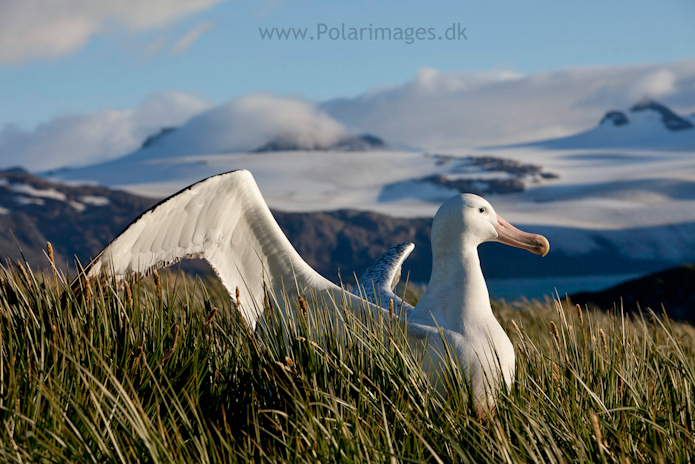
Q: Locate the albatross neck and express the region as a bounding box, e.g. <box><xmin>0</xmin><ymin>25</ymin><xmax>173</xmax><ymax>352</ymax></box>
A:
<box><xmin>416</xmin><ymin>243</ymin><xmax>493</xmax><ymax>332</ymax></box>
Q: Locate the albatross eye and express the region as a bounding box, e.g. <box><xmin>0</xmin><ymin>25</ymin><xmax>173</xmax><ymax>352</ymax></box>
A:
<box><xmin>478</xmin><ymin>207</ymin><xmax>486</xmax><ymax>213</ymax></box>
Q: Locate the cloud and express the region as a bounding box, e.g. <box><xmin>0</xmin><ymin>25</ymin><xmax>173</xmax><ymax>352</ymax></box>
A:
<box><xmin>148</xmin><ymin>94</ymin><xmax>348</xmax><ymax>156</ymax></box>
<box><xmin>5</xmin><ymin>60</ymin><xmax>695</xmax><ymax>172</ymax></box>
<box><xmin>254</xmin><ymin>0</ymin><xmax>285</xmax><ymax>18</ymax></box>
<box><xmin>0</xmin><ymin>93</ymin><xmax>347</xmax><ymax>171</ymax></box>
<box><xmin>0</xmin><ymin>92</ymin><xmax>212</xmax><ymax>171</ymax></box>
<box><xmin>629</xmin><ymin>69</ymin><xmax>677</xmax><ymax>101</ymax></box>
<box><xmin>322</xmin><ymin>60</ymin><xmax>695</xmax><ymax>148</ymax></box>
<box><xmin>132</xmin><ymin>92</ymin><xmax>212</xmax><ymax>129</ymax></box>
<box><xmin>0</xmin><ymin>0</ymin><xmax>224</xmax><ymax>64</ymax></box>
<box><xmin>173</xmin><ymin>21</ymin><xmax>214</xmax><ymax>54</ymax></box>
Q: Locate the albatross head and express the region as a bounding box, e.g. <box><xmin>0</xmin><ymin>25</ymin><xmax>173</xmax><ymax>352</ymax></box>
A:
<box><xmin>432</xmin><ymin>194</ymin><xmax>550</xmax><ymax>256</ymax></box>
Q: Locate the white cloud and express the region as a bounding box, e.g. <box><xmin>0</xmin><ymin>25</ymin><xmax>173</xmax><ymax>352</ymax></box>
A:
<box><xmin>629</xmin><ymin>69</ymin><xmax>677</xmax><ymax>101</ymax></box>
<box><xmin>0</xmin><ymin>0</ymin><xmax>224</xmax><ymax>64</ymax></box>
<box><xmin>4</xmin><ymin>60</ymin><xmax>695</xmax><ymax>173</ymax></box>
<box><xmin>323</xmin><ymin>60</ymin><xmax>695</xmax><ymax>148</ymax></box>
<box><xmin>254</xmin><ymin>0</ymin><xmax>285</xmax><ymax>18</ymax></box>
<box><xmin>173</xmin><ymin>21</ymin><xmax>214</xmax><ymax>54</ymax></box>
<box><xmin>0</xmin><ymin>93</ymin><xmax>347</xmax><ymax>171</ymax></box>
<box><xmin>0</xmin><ymin>92</ymin><xmax>212</xmax><ymax>171</ymax></box>
<box><xmin>132</xmin><ymin>92</ymin><xmax>212</xmax><ymax>133</ymax></box>
<box><xmin>148</xmin><ymin>94</ymin><xmax>348</xmax><ymax>156</ymax></box>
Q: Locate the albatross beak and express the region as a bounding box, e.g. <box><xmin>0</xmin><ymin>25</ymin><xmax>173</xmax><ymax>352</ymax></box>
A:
<box><xmin>494</xmin><ymin>214</ymin><xmax>550</xmax><ymax>256</ymax></box>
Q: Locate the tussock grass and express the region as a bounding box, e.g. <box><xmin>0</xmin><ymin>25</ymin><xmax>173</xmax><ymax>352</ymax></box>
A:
<box><xmin>0</xmin><ymin>260</ymin><xmax>693</xmax><ymax>463</ymax></box>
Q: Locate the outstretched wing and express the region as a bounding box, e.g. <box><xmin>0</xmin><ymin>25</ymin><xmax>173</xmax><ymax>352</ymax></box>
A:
<box><xmin>352</xmin><ymin>242</ymin><xmax>415</xmax><ymax>313</ymax></box>
<box><xmin>74</xmin><ymin>170</ymin><xmax>354</xmax><ymax>328</ymax></box>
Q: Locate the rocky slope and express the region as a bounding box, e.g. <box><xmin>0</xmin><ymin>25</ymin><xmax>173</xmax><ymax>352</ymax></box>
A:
<box><xmin>254</xmin><ymin>133</ymin><xmax>386</xmax><ymax>152</ymax></box>
<box><xmin>571</xmin><ymin>264</ymin><xmax>695</xmax><ymax>324</ymax></box>
<box><xmin>0</xmin><ymin>168</ymin><xmax>157</xmax><ymax>271</ymax></box>
<box><xmin>379</xmin><ymin>154</ymin><xmax>558</xmax><ymax>200</ymax></box>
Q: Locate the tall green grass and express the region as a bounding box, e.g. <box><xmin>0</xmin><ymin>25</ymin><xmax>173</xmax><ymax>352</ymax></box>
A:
<box><xmin>0</xmin><ymin>259</ymin><xmax>693</xmax><ymax>463</ymax></box>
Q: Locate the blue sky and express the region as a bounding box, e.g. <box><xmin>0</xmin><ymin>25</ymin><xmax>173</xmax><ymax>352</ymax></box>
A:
<box><xmin>1</xmin><ymin>0</ymin><xmax>694</xmax><ymax>131</ymax></box>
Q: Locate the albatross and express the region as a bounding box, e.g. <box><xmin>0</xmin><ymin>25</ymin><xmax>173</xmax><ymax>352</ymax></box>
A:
<box><xmin>74</xmin><ymin>169</ymin><xmax>549</xmax><ymax>411</ymax></box>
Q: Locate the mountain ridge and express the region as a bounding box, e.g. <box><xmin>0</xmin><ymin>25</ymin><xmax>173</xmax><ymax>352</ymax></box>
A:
<box><xmin>490</xmin><ymin>99</ymin><xmax>695</xmax><ymax>151</ymax></box>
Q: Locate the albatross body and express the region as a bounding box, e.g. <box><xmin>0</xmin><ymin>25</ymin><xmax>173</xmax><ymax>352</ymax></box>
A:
<box><xmin>75</xmin><ymin>170</ymin><xmax>548</xmax><ymax>411</ymax></box>
<box><xmin>407</xmin><ymin>194</ymin><xmax>548</xmax><ymax>406</ymax></box>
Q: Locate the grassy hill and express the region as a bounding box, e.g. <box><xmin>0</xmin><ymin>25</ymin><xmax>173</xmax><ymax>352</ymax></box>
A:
<box><xmin>0</xmin><ymin>258</ymin><xmax>693</xmax><ymax>463</ymax></box>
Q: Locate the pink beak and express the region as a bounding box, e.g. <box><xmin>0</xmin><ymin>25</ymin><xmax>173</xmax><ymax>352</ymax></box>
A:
<box><xmin>494</xmin><ymin>214</ymin><xmax>550</xmax><ymax>256</ymax></box>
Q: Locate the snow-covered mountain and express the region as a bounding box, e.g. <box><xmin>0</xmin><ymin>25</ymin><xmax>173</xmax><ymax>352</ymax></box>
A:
<box><xmin>43</xmin><ymin>148</ymin><xmax>560</xmax><ymax>216</ymax></box>
<box><xmin>43</xmin><ymin>93</ymin><xmax>389</xmax><ymax>189</ymax></box>
<box><xmin>504</xmin><ymin>99</ymin><xmax>695</xmax><ymax>151</ymax></box>
<box><xmin>29</xmin><ymin>97</ymin><xmax>695</xmax><ymax>298</ymax></box>
<box><xmin>39</xmin><ymin>98</ymin><xmax>695</xmax><ymax>228</ymax></box>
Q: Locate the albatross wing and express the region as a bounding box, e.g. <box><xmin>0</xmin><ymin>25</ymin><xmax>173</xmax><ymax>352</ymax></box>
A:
<box><xmin>74</xmin><ymin>170</ymin><xmax>342</xmax><ymax>329</ymax></box>
<box><xmin>352</xmin><ymin>242</ymin><xmax>415</xmax><ymax>313</ymax></box>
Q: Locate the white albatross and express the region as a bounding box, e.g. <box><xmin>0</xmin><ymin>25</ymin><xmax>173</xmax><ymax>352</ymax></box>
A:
<box><xmin>73</xmin><ymin>169</ymin><xmax>549</xmax><ymax>411</ymax></box>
